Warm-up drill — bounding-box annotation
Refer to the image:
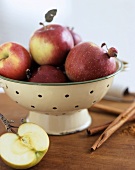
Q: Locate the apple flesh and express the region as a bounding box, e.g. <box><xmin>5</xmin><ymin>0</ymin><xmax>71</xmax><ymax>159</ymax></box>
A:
<box><xmin>65</xmin><ymin>42</ymin><xmax>117</xmax><ymax>82</ymax></box>
<box><xmin>29</xmin><ymin>24</ymin><xmax>74</xmax><ymax>66</ymax></box>
<box><xmin>0</xmin><ymin>42</ymin><xmax>32</xmax><ymax>80</ymax></box>
<box><xmin>29</xmin><ymin>65</ymin><xmax>68</xmax><ymax>83</ymax></box>
<box><xmin>0</xmin><ymin>122</ymin><xmax>49</xmax><ymax>169</ymax></box>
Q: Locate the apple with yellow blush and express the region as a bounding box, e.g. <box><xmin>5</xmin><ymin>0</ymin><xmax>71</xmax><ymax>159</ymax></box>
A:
<box><xmin>29</xmin><ymin>24</ymin><xmax>74</xmax><ymax>66</ymax></box>
<box><xmin>0</xmin><ymin>42</ymin><xmax>32</xmax><ymax>80</ymax></box>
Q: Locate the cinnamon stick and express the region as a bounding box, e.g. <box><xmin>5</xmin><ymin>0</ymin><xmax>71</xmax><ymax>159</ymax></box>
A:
<box><xmin>91</xmin><ymin>103</ymin><xmax>122</xmax><ymax>115</ymax></box>
<box><xmin>87</xmin><ymin>114</ymin><xmax>135</xmax><ymax>136</ymax></box>
<box><xmin>91</xmin><ymin>102</ymin><xmax>135</xmax><ymax>151</ymax></box>
<box><xmin>87</xmin><ymin>121</ymin><xmax>112</xmax><ymax>135</ymax></box>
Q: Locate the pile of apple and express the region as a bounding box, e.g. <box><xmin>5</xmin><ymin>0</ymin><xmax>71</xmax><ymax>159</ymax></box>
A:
<box><xmin>0</xmin><ymin>9</ymin><xmax>119</xmax><ymax>169</ymax></box>
<box><xmin>0</xmin><ymin>9</ymin><xmax>118</xmax><ymax>83</ymax></box>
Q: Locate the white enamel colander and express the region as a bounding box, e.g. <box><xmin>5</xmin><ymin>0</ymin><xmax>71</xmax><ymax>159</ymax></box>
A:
<box><xmin>0</xmin><ymin>58</ymin><xmax>124</xmax><ymax>135</ymax></box>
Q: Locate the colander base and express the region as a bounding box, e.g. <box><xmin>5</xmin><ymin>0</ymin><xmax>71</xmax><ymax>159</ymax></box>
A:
<box><xmin>26</xmin><ymin>109</ymin><xmax>92</xmax><ymax>135</ymax></box>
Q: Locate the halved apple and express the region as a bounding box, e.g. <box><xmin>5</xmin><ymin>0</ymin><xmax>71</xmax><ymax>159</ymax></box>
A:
<box><xmin>0</xmin><ymin>122</ymin><xmax>49</xmax><ymax>169</ymax></box>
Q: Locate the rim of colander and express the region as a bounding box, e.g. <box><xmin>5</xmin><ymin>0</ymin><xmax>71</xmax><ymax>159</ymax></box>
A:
<box><xmin>0</xmin><ymin>58</ymin><xmax>123</xmax><ymax>86</ymax></box>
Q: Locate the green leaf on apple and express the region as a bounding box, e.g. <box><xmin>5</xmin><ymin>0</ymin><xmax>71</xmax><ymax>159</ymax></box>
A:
<box><xmin>45</xmin><ymin>9</ymin><xmax>57</xmax><ymax>22</ymax></box>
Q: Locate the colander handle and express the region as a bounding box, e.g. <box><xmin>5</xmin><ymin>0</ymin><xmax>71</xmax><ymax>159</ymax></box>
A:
<box><xmin>0</xmin><ymin>78</ymin><xmax>7</xmax><ymax>89</ymax></box>
<box><xmin>121</xmin><ymin>60</ymin><xmax>129</xmax><ymax>71</ymax></box>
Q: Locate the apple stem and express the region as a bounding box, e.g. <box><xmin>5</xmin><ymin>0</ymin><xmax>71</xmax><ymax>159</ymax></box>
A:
<box><xmin>0</xmin><ymin>113</ymin><xmax>18</xmax><ymax>134</ymax></box>
<box><xmin>39</xmin><ymin>22</ymin><xmax>49</xmax><ymax>30</ymax></box>
<box><xmin>26</xmin><ymin>69</ymin><xmax>32</xmax><ymax>79</ymax></box>
<box><xmin>39</xmin><ymin>22</ymin><xmax>45</xmax><ymax>27</ymax></box>
<box><xmin>0</xmin><ymin>55</ymin><xmax>8</xmax><ymax>61</ymax></box>
<box><xmin>71</xmin><ymin>27</ymin><xmax>74</xmax><ymax>31</ymax></box>
<box><xmin>101</xmin><ymin>43</ymin><xmax>110</xmax><ymax>58</ymax></box>
<box><xmin>21</xmin><ymin>118</ymin><xmax>27</xmax><ymax>124</ymax></box>
<box><xmin>101</xmin><ymin>43</ymin><xmax>118</xmax><ymax>58</ymax></box>
<box><xmin>101</xmin><ymin>43</ymin><xmax>108</xmax><ymax>50</ymax></box>
<box><xmin>67</xmin><ymin>26</ymin><xmax>74</xmax><ymax>31</ymax></box>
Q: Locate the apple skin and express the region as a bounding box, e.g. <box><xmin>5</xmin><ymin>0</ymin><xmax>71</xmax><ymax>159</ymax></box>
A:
<box><xmin>67</xmin><ymin>27</ymin><xmax>82</xmax><ymax>45</ymax></box>
<box><xmin>0</xmin><ymin>42</ymin><xmax>32</xmax><ymax>80</ymax></box>
<box><xmin>65</xmin><ymin>42</ymin><xmax>117</xmax><ymax>82</ymax></box>
<box><xmin>29</xmin><ymin>24</ymin><xmax>74</xmax><ymax>66</ymax></box>
<box><xmin>29</xmin><ymin>65</ymin><xmax>68</xmax><ymax>83</ymax></box>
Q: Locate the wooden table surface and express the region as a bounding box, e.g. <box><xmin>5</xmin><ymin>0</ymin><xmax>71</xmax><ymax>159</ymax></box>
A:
<box><xmin>0</xmin><ymin>93</ymin><xmax>135</xmax><ymax>170</ymax></box>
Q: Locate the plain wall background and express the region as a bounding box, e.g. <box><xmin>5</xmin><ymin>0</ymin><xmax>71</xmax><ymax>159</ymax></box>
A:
<box><xmin>0</xmin><ymin>0</ymin><xmax>134</xmax><ymax>92</ymax></box>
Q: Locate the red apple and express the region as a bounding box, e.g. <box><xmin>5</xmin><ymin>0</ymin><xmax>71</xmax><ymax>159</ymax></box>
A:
<box><xmin>101</xmin><ymin>43</ymin><xmax>118</xmax><ymax>57</ymax></box>
<box><xmin>29</xmin><ymin>65</ymin><xmax>68</xmax><ymax>83</ymax></box>
<box><xmin>0</xmin><ymin>42</ymin><xmax>32</xmax><ymax>80</ymax></box>
<box><xmin>29</xmin><ymin>24</ymin><xmax>74</xmax><ymax>66</ymax></box>
<box><xmin>67</xmin><ymin>27</ymin><xmax>82</xmax><ymax>45</ymax></box>
<box><xmin>65</xmin><ymin>42</ymin><xmax>117</xmax><ymax>82</ymax></box>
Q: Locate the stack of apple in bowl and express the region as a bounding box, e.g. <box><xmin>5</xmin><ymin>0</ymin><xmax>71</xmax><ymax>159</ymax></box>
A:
<box><xmin>0</xmin><ymin>9</ymin><xmax>123</xmax><ymax>169</ymax></box>
<box><xmin>0</xmin><ymin>10</ymin><xmax>123</xmax><ymax>135</ymax></box>
<box><xmin>0</xmin><ymin>8</ymin><xmax>118</xmax><ymax>84</ymax></box>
